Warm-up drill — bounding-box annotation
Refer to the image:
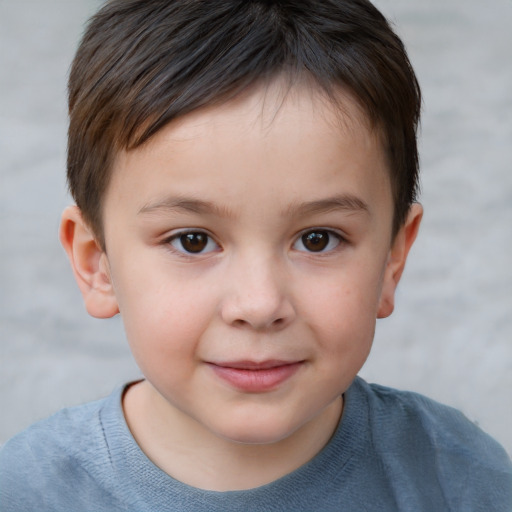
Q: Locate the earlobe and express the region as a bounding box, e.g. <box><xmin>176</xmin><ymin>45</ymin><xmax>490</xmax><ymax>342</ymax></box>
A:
<box><xmin>59</xmin><ymin>206</ymin><xmax>119</xmax><ymax>319</ymax></box>
<box><xmin>377</xmin><ymin>203</ymin><xmax>423</xmax><ymax>319</ymax></box>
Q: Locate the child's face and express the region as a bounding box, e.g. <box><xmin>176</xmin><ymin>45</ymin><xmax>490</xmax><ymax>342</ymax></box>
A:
<box><xmin>78</xmin><ymin>83</ymin><xmax>417</xmax><ymax>445</ymax></box>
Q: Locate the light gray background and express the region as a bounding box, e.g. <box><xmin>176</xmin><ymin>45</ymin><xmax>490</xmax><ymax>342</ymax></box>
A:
<box><xmin>1</xmin><ymin>0</ymin><xmax>511</xmax><ymax>455</ymax></box>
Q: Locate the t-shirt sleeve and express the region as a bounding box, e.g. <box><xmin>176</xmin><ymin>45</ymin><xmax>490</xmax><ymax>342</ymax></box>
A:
<box><xmin>0</xmin><ymin>400</ymin><xmax>120</xmax><ymax>512</ymax></box>
<box><xmin>367</xmin><ymin>382</ymin><xmax>512</xmax><ymax>511</ymax></box>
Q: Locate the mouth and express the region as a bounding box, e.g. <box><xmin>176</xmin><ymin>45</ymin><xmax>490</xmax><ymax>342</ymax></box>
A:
<box><xmin>206</xmin><ymin>360</ymin><xmax>304</xmax><ymax>393</ymax></box>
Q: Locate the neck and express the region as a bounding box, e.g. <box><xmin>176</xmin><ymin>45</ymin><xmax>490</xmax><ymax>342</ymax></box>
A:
<box><xmin>123</xmin><ymin>380</ymin><xmax>343</xmax><ymax>491</ymax></box>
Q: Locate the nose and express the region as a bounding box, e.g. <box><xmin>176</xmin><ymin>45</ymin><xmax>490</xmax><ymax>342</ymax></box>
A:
<box><xmin>219</xmin><ymin>253</ymin><xmax>296</xmax><ymax>331</ymax></box>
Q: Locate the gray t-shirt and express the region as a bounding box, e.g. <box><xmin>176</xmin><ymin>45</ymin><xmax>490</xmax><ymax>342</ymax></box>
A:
<box><xmin>1</xmin><ymin>377</ymin><xmax>511</xmax><ymax>511</ymax></box>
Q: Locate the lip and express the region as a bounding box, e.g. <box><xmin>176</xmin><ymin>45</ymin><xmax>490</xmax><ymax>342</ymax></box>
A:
<box><xmin>207</xmin><ymin>360</ymin><xmax>303</xmax><ymax>393</ymax></box>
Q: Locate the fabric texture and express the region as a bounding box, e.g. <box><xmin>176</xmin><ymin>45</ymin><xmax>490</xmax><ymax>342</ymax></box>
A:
<box><xmin>1</xmin><ymin>377</ymin><xmax>511</xmax><ymax>511</ymax></box>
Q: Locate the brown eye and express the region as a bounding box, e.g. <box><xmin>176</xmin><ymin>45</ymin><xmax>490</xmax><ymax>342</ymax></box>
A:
<box><xmin>180</xmin><ymin>233</ymin><xmax>208</xmax><ymax>253</ymax></box>
<box><xmin>170</xmin><ymin>231</ymin><xmax>218</xmax><ymax>254</ymax></box>
<box><xmin>294</xmin><ymin>230</ymin><xmax>342</xmax><ymax>253</ymax></box>
<box><xmin>302</xmin><ymin>231</ymin><xmax>329</xmax><ymax>252</ymax></box>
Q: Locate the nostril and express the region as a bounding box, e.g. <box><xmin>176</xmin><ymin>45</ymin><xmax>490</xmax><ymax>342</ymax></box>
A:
<box><xmin>230</xmin><ymin>316</ymin><xmax>287</xmax><ymax>331</ymax></box>
<box><xmin>220</xmin><ymin>291</ymin><xmax>295</xmax><ymax>331</ymax></box>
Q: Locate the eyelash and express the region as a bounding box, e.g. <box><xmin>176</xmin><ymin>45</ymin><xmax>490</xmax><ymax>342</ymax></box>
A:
<box><xmin>164</xmin><ymin>230</ymin><xmax>220</xmax><ymax>256</ymax></box>
<box><xmin>163</xmin><ymin>228</ymin><xmax>347</xmax><ymax>256</ymax></box>
<box><xmin>292</xmin><ymin>228</ymin><xmax>345</xmax><ymax>254</ymax></box>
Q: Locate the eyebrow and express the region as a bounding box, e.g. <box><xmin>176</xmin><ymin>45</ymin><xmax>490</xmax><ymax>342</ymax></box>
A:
<box><xmin>285</xmin><ymin>195</ymin><xmax>370</xmax><ymax>217</ymax></box>
<box><xmin>138</xmin><ymin>196</ymin><xmax>234</xmax><ymax>217</ymax></box>
<box><xmin>138</xmin><ymin>193</ymin><xmax>369</xmax><ymax>218</ymax></box>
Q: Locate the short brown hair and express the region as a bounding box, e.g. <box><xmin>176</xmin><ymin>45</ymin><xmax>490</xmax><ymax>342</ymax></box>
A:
<box><xmin>67</xmin><ymin>0</ymin><xmax>421</xmax><ymax>247</ymax></box>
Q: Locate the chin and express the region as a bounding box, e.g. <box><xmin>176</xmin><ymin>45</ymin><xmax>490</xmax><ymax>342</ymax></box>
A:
<box><xmin>222</xmin><ymin>430</ymin><xmax>292</xmax><ymax>446</ymax></box>
<box><xmin>211</xmin><ymin>416</ymin><xmax>301</xmax><ymax>446</ymax></box>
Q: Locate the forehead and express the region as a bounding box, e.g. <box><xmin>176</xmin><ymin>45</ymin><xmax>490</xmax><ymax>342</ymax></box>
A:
<box><xmin>150</xmin><ymin>79</ymin><xmax>378</xmax><ymax>151</ymax></box>
<box><xmin>107</xmin><ymin>81</ymin><xmax>392</xmax><ymax>225</ymax></box>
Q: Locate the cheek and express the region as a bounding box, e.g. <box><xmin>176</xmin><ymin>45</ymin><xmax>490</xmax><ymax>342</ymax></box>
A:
<box><xmin>300</xmin><ymin>264</ymin><xmax>384</xmax><ymax>330</ymax></box>
<box><xmin>111</xmin><ymin>266</ymin><xmax>215</xmax><ymax>364</ymax></box>
<box><xmin>297</xmin><ymin>261</ymin><xmax>386</xmax><ymax>377</ymax></box>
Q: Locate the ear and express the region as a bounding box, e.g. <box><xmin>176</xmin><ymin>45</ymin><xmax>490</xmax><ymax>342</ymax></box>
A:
<box><xmin>377</xmin><ymin>203</ymin><xmax>423</xmax><ymax>319</ymax></box>
<box><xmin>59</xmin><ymin>206</ymin><xmax>119</xmax><ymax>319</ymax></box>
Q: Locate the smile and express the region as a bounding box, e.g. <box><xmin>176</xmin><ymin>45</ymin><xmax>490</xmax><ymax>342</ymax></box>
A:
<box><xmin>207</xmin><ymin>360</ymin><xmax>304</xmax><ymax>393</ymax></box>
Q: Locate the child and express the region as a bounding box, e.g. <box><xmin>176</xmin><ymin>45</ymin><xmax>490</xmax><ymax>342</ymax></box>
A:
<box><xmin>1</xmin><ymin>0</ymin><xmax>510</xmax><ymax>510</ymax></box>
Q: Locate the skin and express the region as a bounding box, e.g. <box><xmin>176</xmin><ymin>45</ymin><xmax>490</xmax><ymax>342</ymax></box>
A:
<box><xmin>60</xmin><ymin>81</ymin><xmax>422</xmax><ymax>491</ymax></box>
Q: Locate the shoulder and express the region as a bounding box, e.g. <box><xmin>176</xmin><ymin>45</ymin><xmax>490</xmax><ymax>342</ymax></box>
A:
<box><xmin>0</xmin><ymin>393</ymin><xmax>109</xmax><ymax>464</ymax></box>
<box><xmin>0</xmin><ymin>390</ymin><xmax>122</xmax><ymax>512</ymax></box>
<box><xmin>361</xmin><ymin>379</ymin><xmax>508</xmax><ymax>458</ymax></box>
<box><xmin>352</xmin><ymin>378</ymin><xmax>512</xmax><ymax>509</ymax></box>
